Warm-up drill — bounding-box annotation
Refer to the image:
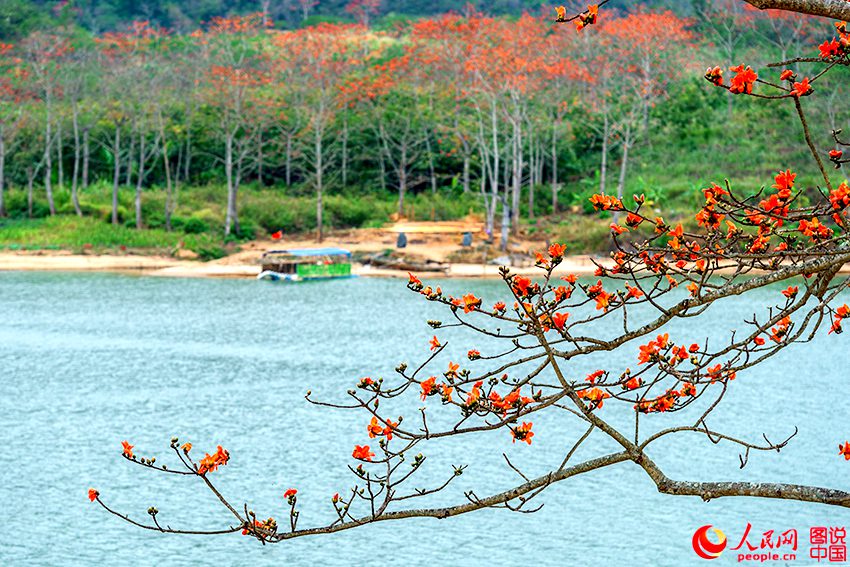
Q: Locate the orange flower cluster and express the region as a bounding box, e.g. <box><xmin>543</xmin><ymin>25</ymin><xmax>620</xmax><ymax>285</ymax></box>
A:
<box><xmin>586</xmin><ymin>280</ymin><xmax>613</xmax><ymax>311</ymax></box>
<box><xmin>636</xmin><ymin>380</ymin><xmax>699</xmax><ymax>413</ymax></box>
<box><xmin>829</xmin><ymin>182</ymin><xmax>850</xmax><ymax>212</ymax></box>
<box><xmin>367</xmin><ymin>416</ymin><xmax>397</xmax><ymax>441</ymax></box>
<box><xmin>575</xmin><ymin>5</ymin><xmax>599</xmax><ymax>31</ymax></box>
<box><xmin>695</xmin><ymin>183</ymin><xmax>728</xmax><ymax>230</ymax></box>
<box><xmin>511</xmin><ymin>422</ymin><xmax>534</xmax><ymax>444</ymax></box>
<box><xmin>704</xmin><ymin>66</ymin><xmax>722</xmax><ymax>86</ymax></box>
<box><xmin>840</xmin><ymin>441</ymin><xmax>850</xmax><ymax>461</ymax></box>
<box><xmin>830</xmin><ymin>305</ymin><xmax>850</xmax><ymax>334</ymax></box>
<box><xmin>352</xmin><ymin>445</ymin><xmax>374</xmax><ymax>461</ymax></box>
<box><xmin>121</xmin><ymin>440</ymin><xmax>134</xmax><ymax>459</ymax></box>
<box><xmin>706</xmin><ymin>364</ymin><xmax>736</xmax><ymax>383</ymax></box>
<box><xmin>488</xmin><ymin>388</ymin><xmax>534</xmax><ymax>415</ymax></box>
<box><xmin>790</xmin><ymin>77</ymin><xmax>813</xmax><ymax>97</ymax></box>
<box><xmin>770</xmin><ymin>316</ymin><xmax>792</xmax><ymax>343</ymax></box>
<box><xmin>88</xmin><ymin>488</ymin><xmax>99</xmax><ymax>502</ymax></box>
<box><xmin>637</xmin><ymin>333</ymin><xmax>670</xmax><ymax>364</ymax></box>
<box><xmin>728</xmin><ymin>64</ymin><xmax>757</xmax><ymax>94</ymax></box>
<box><xmin>198</xmin><ymin>446</ymin><xmax>230</xmax><ymax>475</ymax></box>
<box><xmin>799</xmin><ymin>217</ymin><xmax>833</xmax><ymax>242</ymax></box>
<box><xmin>577</xmin><ymin>387</ymin><xmax>610</xmax><ymax>410</ymax></box>
<box><xmin>589</xmin><ymin>193</ymin><xmax>623</xmax><ymax>211</ymax></box>
<box><xmin>819</xmin><ymin>22</ymin><xmax>849</xmax><ymax>59</ymax></box>
<box><xmin>242</xmin><ymin>517</ymin><xmax>277</xmax><ymax>536</ymax></box>
<box><xmin>512</xmin><ymin>275</ymin><xmax>539</xmax><ymax>298</ymax></box>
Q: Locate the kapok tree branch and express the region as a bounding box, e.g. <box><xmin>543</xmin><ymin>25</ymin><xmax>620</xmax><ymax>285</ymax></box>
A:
<box><xmin>741</xmin><ymin>0</ymin><xmax>850</xmax><ymax>21</ymax></box>
<box><xmin>638</xmin><ymin>452</ymin><xmax>850</xmax><ymax>507</ymax></box>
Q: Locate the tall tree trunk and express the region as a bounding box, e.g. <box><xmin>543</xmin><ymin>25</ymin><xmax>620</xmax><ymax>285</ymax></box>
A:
<box><xmin>125</xmin><ymin>125</ymin><xmax>134</xmax><ymax>187</ymax></box>
<box><xmin>463</xmin><ymin>155</ymin><xmax>470</xmax><ymax>194</ymax></box>
<box><xmin>500</xmin><ymin>193</ymin><xmax>510</xmax><ymax>252</ymax></box>
<box><xmin>551</xmin><ymin>120</ymin><xmax>558</xmax><ymax>214</ymax></box>
<box><xmin>257</xmin><ymin>130</ymin><xmax>264</xmax><ymax>184</ymax></box>
<box><xmin>183</xmin><ymin>120</ymin><xmax>192</xmax><ymax>183</ymax></box>
<box><xmin>285</xmin><ymin>134</ymin><xmax>293</xmax><ymax>186</ymax></box>
<box><xmin>71</xmin><ymin>104</ymin><xmax>82</xmax><ymax>216</ymax></box>
<box><xmin>342</xmin><ymin>111</ymin><xmax>348</xmax><ymax>187</ymax></box>
<box><xmin>159</xmin><ymin>113</ymin><xmax>173</xmax><ymax>232</ymax></box>
<box><xmin>425</xmin><ymin>131</ymin><xmax>437</xmax><ymax>195</ymax></box>
<box><xmin>510</xmin><ymin>119</ymin><xmax>522</xmax><ymax>233</ymax></box>
<box><xmin>82</xmin><ymin>127</ymin><xmax>90</xmax><ymax>189</ymax></box>
<box><xmin>224</xmin><ymin>131</ymin><xmax>237</xmax><ymax>236</ymax></box>
<box><xmin>0</xmin><ymin>132</ymin><xmax>5</xmax><ymax>217</ymax></box>
<box><xmin>111</xmin><ymin>124</ymin><xmax>121</xmax><ymax>225</ymax></box>
<box><xmin>490</xmin><ymin>104</ymin><xmax>500</xmax><ymax>242</ymax></box>
<box><xmin>600</xmin><ymin>112</ymin><xmax>609</xmax><ymax>195</ymax></box>
<box><xmin>614</xmin><ymin>125</ymin><xmax>632</xmax><ymax>224</ymax></box>
<box><xmin>315</xmin><ymin>124</ymin><xmax>324</xmax><ymax>243</ymax></box>
<box><xmin>56</xmin><ymin>119</ymin><xmax>64</xmax><ymax>191</ymax></box>
<box><xmin>135</xmin><ymin>131</ymin><xmax>146</xmax><ymax>229</ymax></box>
<box><xmin>27</xmin><ymin>167</ymin><xmax>34</xmax><ymax>218</ymax></box>
<box><xmin>44</xmin><ymin>98</ymin><xmax>55</xmax><ymax>215</ymax></box>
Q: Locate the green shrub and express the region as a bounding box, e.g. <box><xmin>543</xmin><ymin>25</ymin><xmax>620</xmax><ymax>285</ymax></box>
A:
<box><xmin>183</xmin><ymin>216</ymin><xmax>210</xmax><ymax>234</ymax></box>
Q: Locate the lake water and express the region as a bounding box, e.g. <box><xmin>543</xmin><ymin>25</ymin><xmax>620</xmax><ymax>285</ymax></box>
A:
<box><xmin>1</xmin><ymin>272</ymin><xmax>848</xmax><ymax>566</ymax></box>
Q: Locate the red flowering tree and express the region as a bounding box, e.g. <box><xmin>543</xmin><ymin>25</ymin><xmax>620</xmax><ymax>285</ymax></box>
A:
<box><xmin>91</xmin><ymin>1</ymin><xmax>850</xmax><ymax>543</ymax></box>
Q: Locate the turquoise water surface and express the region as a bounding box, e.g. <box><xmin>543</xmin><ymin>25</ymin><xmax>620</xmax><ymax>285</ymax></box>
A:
<box><xmin>1</xmin><ymin>272</ymin><xmax>848</xmax><ymax>566</ymax></box>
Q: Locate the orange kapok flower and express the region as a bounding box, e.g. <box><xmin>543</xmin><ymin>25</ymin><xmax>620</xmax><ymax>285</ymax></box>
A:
<box><xmin>197</xmin><ymin>446</ymin><xmax>231</xmax><ymax>474</ymax></box>
<box><xmin>610</xmin><ymin>223</ymin><xmax>628</xmax><ymax>235</ymax></box>
<box><xmin>625</xmin><ymin>285</ymin><xmax>644</xmax><ymax>299</ymax></box>
<box><xmin>552</xmin><ymin>312</ymin><xmax>570</xmax><ymax>331</ymax></box>
<box><xmin>367</xmin><ymin>416</ymin><xmax>384</xmax><ymax>438</ymax></box>
<box><xmin>468</xmin><ymin>349</ymin><xmax>481</xmax><ymax>360</ymax></box>
<box><xmin>511</xmin><ymin>422</ymin><xmax>534</xmax><ymax>445</ymax></box>
<box><xmin>429</xmin><ymin>335</ymin><xmax>441</xmax><ymax>351</ymax></box>
<box><xmin>408</xmin><ymin>272</ymin><xmax>422</xmax><ymax>286</ymax></box>
<box><xmin>352</xmin><ymin>445</ymin><xmax>375</xmax><ymax>461</ymax></box>
<box><xmin>513</xmin><ymin>276</ymin><xmax>534</xmax><ymax>297</ymax></box>
<box><xmin>462</xmin><ymin>293</ymin><xmax>482</xmax><ymax>313</ymax></box>
<box><xmin>284</xmin><ymin>488</ymin><xmax>297</xmax><ymax>501</ymax></box>
<box><xmin>121</xmin><ymin>441</ymin><xmax>134</xmax><ymax>459</ymax></box>
<box><xmin>704</xmin><ymin>66</ymin><xmax>723</xmax><ymax>86</ymax></box>
<box><xmin>181</xmin><ymin>442</ymin><xmax>192</xmax><ymax>453</ymax></box>
<box><xmin>729</xmin><ymin>64</ymin><xmax>757</xmax><ymax>95</ymax></box>
<box><xmin>548</xmin><ymin>242</ymin><xmax>567</xmax><ymax>259</ymax></box>
<box><xmin>773</xmin><ymin>169</ymin><xmax>796</xmax><ymax>192</ymax></box>
<box><xmin>555</xmin><ymin>5</ymin><xmax>567</xmax><ymax>22</ymax></box>
<box><xmin>420</xmin><ymin>376</ymin><xmax>439</xmax><ymax>400</ymax></box>
<box><xmin>574</xmin><ymin>5</ymin><xmax>598</xmax><ymax>31</ymax></box>
<box><xmin>493</xmin><ymin>301</ymin><xmax>507</xmax><ymax>313</ymax></box>
<box><xmin>779</xmin><ymin>69</ymin><xmax>795</xmax><ymax>81</ymax></box>
<box><xmin>840</xmin><ymin>441</ymin><xmax>850</xmax><ymax>461</ymax></box>
<box><xmin>586</xmin><ymin>369</ymin><xmax>604</xmax><ymax>384</ymax></box>
<box><xmin>782</xmin><ymin>286</ymin><xmax>798</xmax><ymax>299</ymax></box>
<box><xmin>88</xmin><ymin>488</ymin><xmax>99</xmax><ymax>502</ymax></box>
<box><xmin>271</xmin><ymin>230</ymin><xmax>283</xmax><ymax>240</ymax></box>
<box><xmin>791</xmin><ymin>77</ymin><xmax>813</xmax><ymax>97</ymax></box>
<box><xmin>577</xmin><ymin>387</ymin><xmax>610</xmax><ymax>409</ymax></box>
<box><xmin>820</xmin><ymin>39</ymin><xmax>841</xmax><ymax>59</ymax></box>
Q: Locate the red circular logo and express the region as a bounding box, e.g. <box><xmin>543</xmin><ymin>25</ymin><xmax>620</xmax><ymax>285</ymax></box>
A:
<box><xmin>693</xmin><ymin>525</ymin><xmax>728</xmax><ymax>560</ymax></box>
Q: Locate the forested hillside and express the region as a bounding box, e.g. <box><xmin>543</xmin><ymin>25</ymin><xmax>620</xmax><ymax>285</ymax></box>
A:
<box><xmin>0</xmin><ymin>1</ymin><xmax>847</xmax><ymax>256</ymax></box>
<box><xmin>2</xmin><ymin>0</ymin><xmax>680</xmax><ymax>37</ymax></box>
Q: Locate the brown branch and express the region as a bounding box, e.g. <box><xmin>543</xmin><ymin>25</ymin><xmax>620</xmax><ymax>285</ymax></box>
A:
<box><xmin>741</xmin><ymin>0</ymin><xmax>850</xmax><ymax>20</ymax></box>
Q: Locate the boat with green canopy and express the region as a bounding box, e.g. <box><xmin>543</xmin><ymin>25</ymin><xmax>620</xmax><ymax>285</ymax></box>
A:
<box><xmin>257</xmin><ymin>248</ymin><xmax>353</xmax><ymax>282</ymax></box>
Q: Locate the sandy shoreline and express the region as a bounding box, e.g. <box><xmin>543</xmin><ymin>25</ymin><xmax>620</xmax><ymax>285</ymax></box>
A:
<box><xmin>0</xmin><ymin>251</ymin><xmax>612</xmax><ymax>279</ymax></box>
